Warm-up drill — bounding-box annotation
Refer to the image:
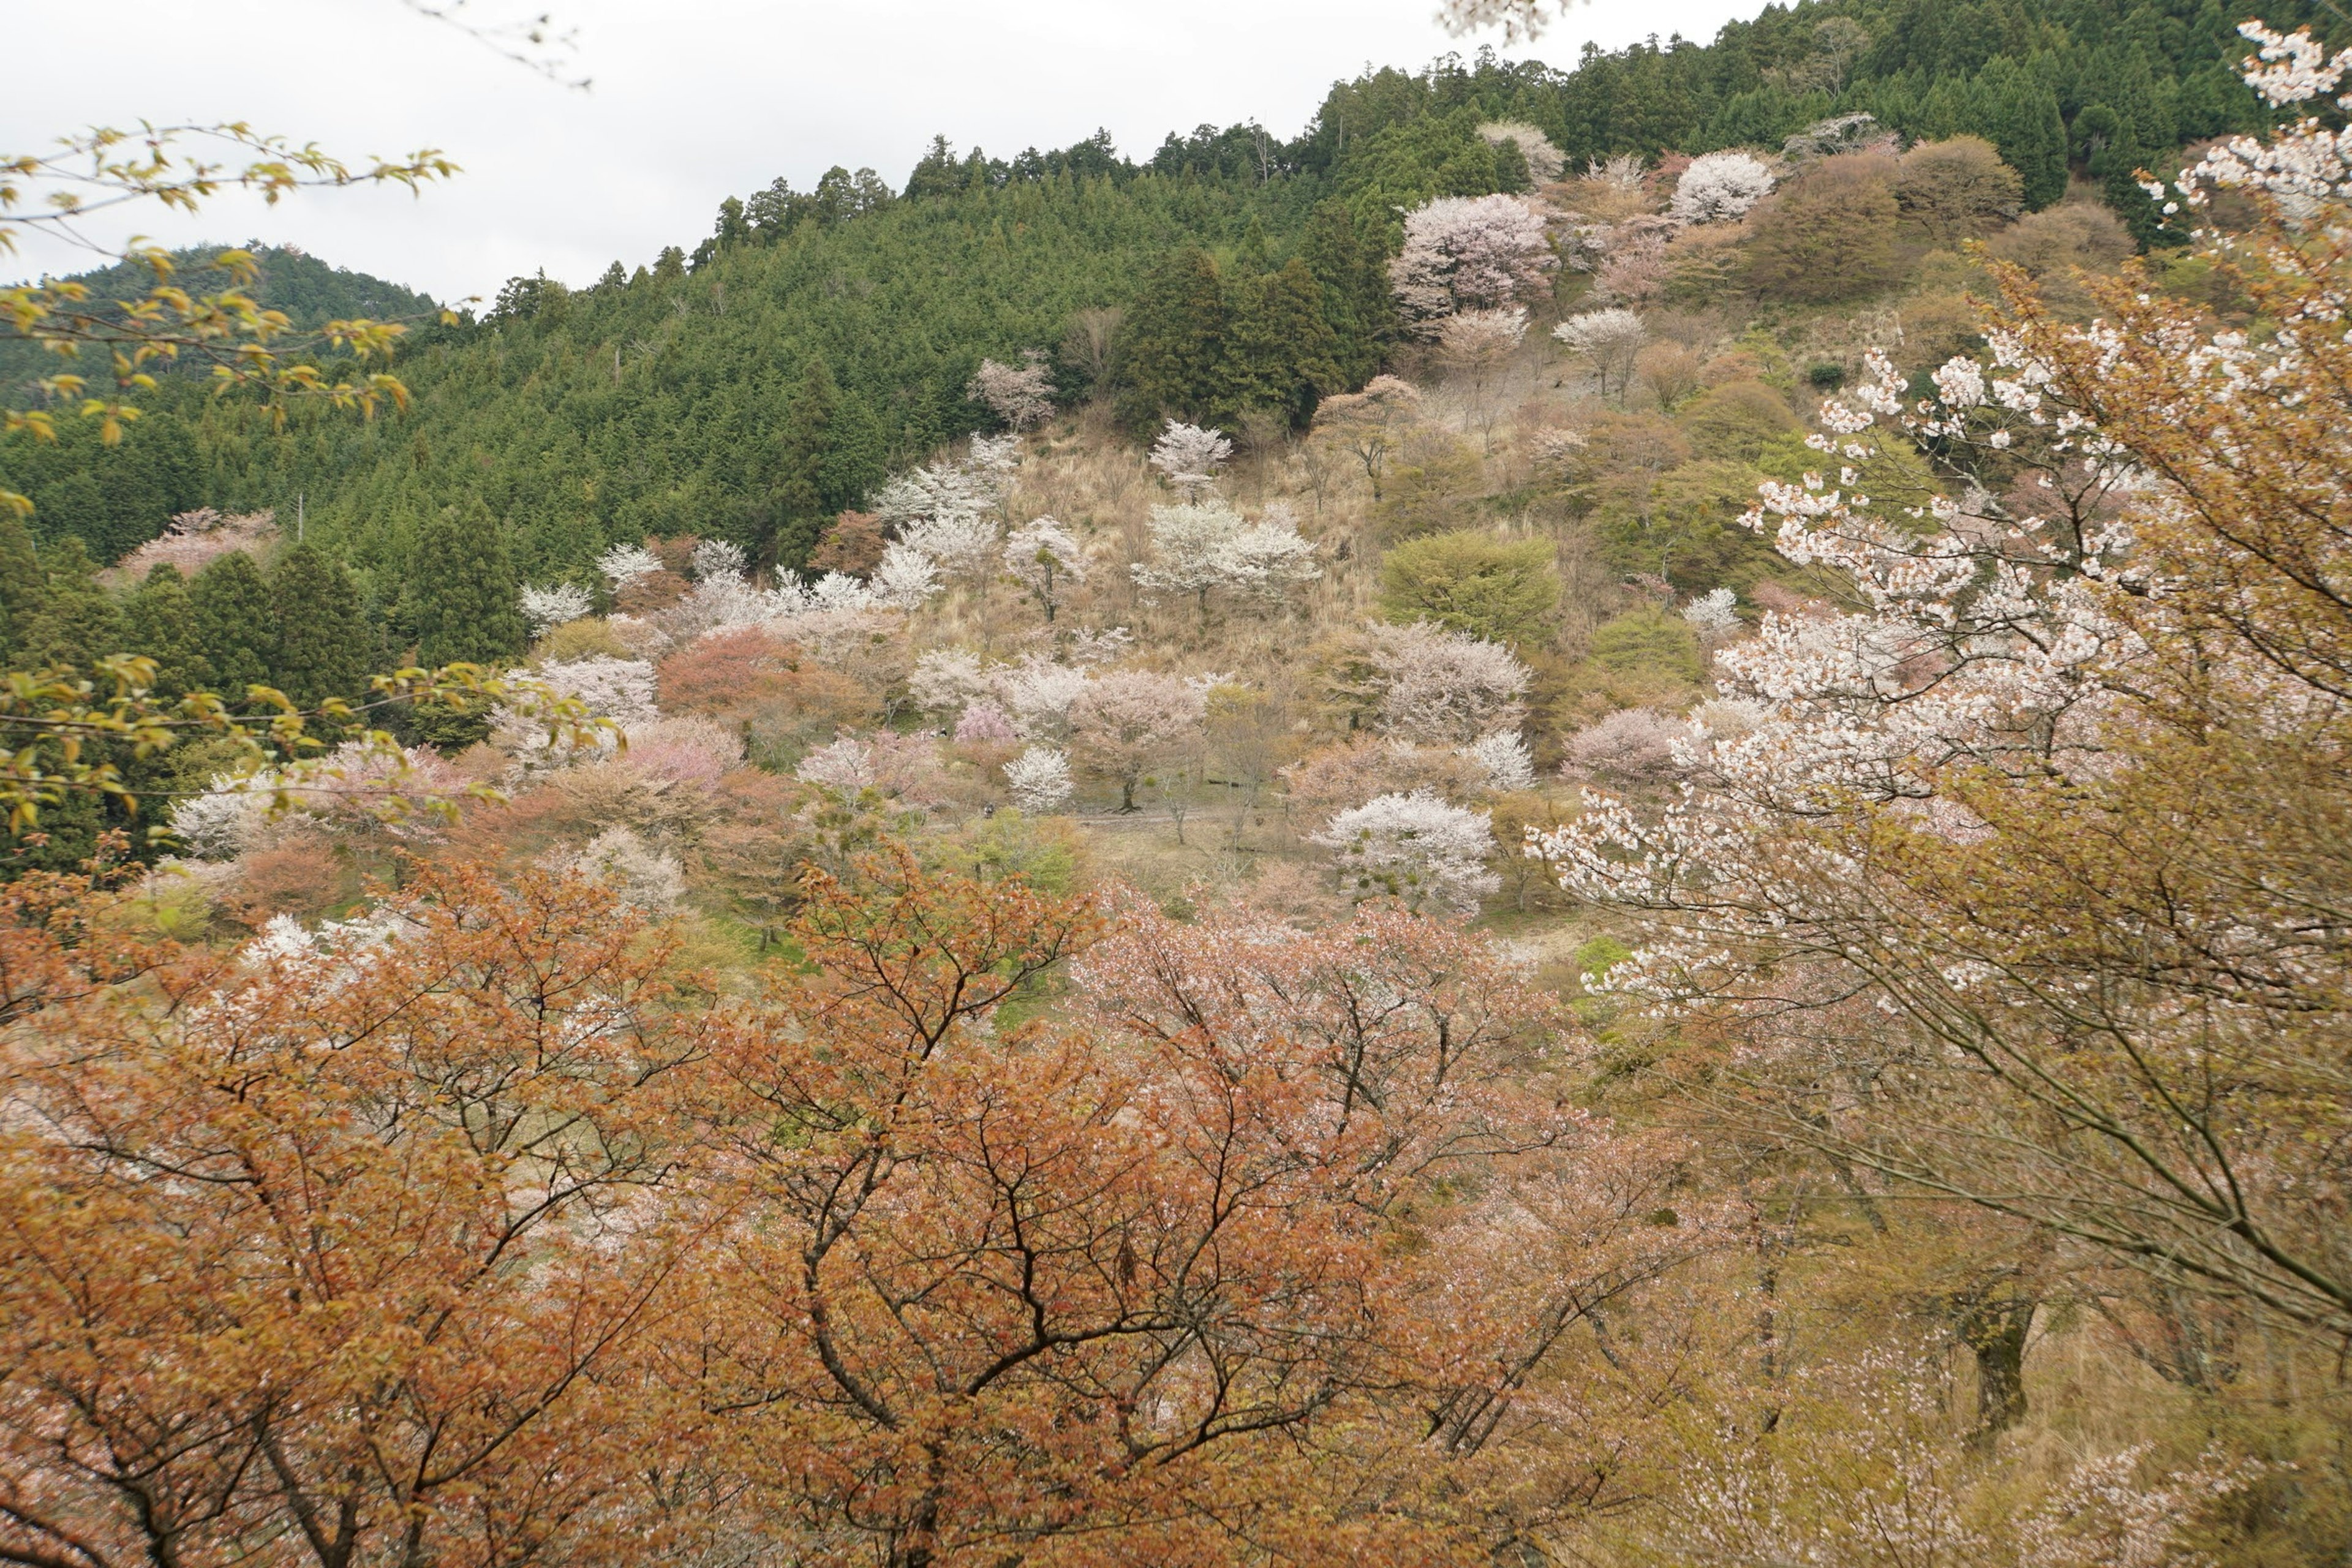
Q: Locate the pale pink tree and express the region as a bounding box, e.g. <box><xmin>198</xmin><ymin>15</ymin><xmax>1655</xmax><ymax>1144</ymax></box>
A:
<box><xmin>1553</xmin><ymin>307</ymin><xmax>1648</xmax><ymax>402</ymax></box>
<box><xmin>1389</xmin><ymin>194</ymin><xmax>1557</xmax><ymax>334</ymax></box>
<box><xmin>1438</xmin><ymin>306</ymin><xmax>1528</xmax><ymax>449</ymax></box>
<box><xmin>1148</xmin><ymin>420</ymin><xmax>1232</xmax><ymax>498</ymax></box>
<box><xmin>967</xmin><ymin>351</ymin><xmax>1056</xmax><ymax>430</ymax></box>
<box><xmin>1068</xmin><ymin>668</ymin><xmax>1206</xmax><ymax>811</ymax></box>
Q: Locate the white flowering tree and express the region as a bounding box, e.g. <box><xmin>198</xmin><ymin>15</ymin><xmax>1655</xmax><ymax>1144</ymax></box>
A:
<box><xmin>1552</xmin><ymin>308</ymin><xmax>1647</xmax><ymax>402</ymax></box>
<box><xmin>1389</xmin><ymin>194</ymin><xmax>1557</xmax><ymax>333</ymax></box>
<box><xmin>1458</xmin><ymin>730</ymin><xmax>1537</xmax><ymax>793</ymax></box>
<box><xmin>1668</xmin><ymin>151</ymin><xmax>1777</xmax><ymax>224</ymax></box>
<box><xmin>597</xmin><ymin>542</ymin><xmax>663</xmax><ymax>590</ymax></box>
<box><xmin>997</xmin><ymin>657</ymin><xmax>1091</xmax><ymax>741</ymax></box>
<box><xmin>1363</xmin><ymin>622</ymin><xmax>1530</xmax><ymax>744</ymax></box>
<box><xmin>519</xmin><ymin>582</ymin><xmax>595</xmax><ymax>638</ymax></box>
<box><xmin>1130</xmin><ymin>501</ymin><xmax>1319</xmax><ymax>618</ymax></box>
<box><xmin>1148</xmin><ymin>421</ymin><xmax>1232</xmax><ymax>499</ymax></box>
<box><xmin>872</xmin><ymin>543</ymin><xmax>942</xmax><ymax>609</ymax></box>
<box><xmin>1529</xmin><ymin>23</ymin><xmax>2352</xmax><ymax>1343</ymax></box>
<box><xmin>1003</xmin><ymin>745</ymin><xmax>1074</xmax><ymax>813</ymax></box>
<box><xmin>1003</xmin><ymin>516</ymin><xmax>1087</xmax><ymax>622</ymax></box>
<box><xmin>1313</xmin><ymin>790</ymin><xmax>1499</xmax><ymax>915</ymax></box>
<box><xmin>1681</xmin><ymin>587</ymin><xmax>1740</xmax><ymax>636</ymax></box>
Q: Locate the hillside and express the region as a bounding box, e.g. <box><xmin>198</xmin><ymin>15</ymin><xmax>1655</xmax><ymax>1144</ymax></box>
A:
<box><xmin>1</xmin><ymin>0</ymin><xmax>2328</xmax><ymax>592</ymax></box>
<box><xmin>2</xmin><ymin>4</ymin><xmax>2351</xmax><ymax>1565</ymax></box>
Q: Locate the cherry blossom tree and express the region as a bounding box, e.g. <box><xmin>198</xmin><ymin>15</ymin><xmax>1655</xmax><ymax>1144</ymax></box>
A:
<box><xmin>1363</xmin><ymin>621</ymin><xmax>1531</xmax><ymax>744</ymax></box>
<box><xmin>598</xmin><ymin>541</ymin><xmax>663</xmax><ymax>589</ymax></box>
<box><xmin>1148</xmin><ymin>420</ymin><xmax>1232</xmax><ymax>499</ymax></box>
<box><xmin>967</xmin><ymin>351</ymin><xmax>1055</xmax><ymax>430</ymax></box>
<box><xmin>872</xmin><ymin>541</ymin><xmax>942</xmax><ymax>608</ymax></box>
<box><xmin>1669</xmin><ymin>151</ymin><xmax>1777</xmax><ymax>224</ymax></box>
<box><xmin>1389</xmin><ymin>194</ymin><xmax>1557</xmax><ymax>333</ymax></box>
<box><xmin>520</xmin><ymin>581</ymin><xmax>595</xmax><ymax>637</ymax></box>
<box><xmin>1068</xmin><ymin>668</ymin><xmax>1206</xmax><ymax>811</ymax></box>
<box><xmin>1313</xmin><ymin>789</ymin><xmax>1499</xmax><ymax>914</ymax></box>
<box><xmin>1130</xmin><ymin>500</ymin><xmax>1319</xmax><ymax>617</ymax></box>
<box><xmin>1438</xmin><ymin>306</ymin><xmax>1528</xmax><ymax>450</ymax></box>
<box><xmin>1562</xmin><ymin>708</ymin><xmax>1692</xmax><ymax>783</ymax></box>
<box><xmin>1002</xmin><ymin>516</ymin><xmax>1087</xmax><ymax>621</ymax></box>
<box><xmin>1681</xmin><ymin>586</ymin><xmax>1739</xmax><ymax>636</ymax></box>
<box><xmin>1553</xmin><ymin>308</ymin><xmax>1648</xmax><ymax>402</ymax></box>
<box><xmin>1459</xmin><ymin>729</ymin><xmax>1537</xmax><ymax>792</ymax></box>
<box><xmin>1313</xmin><ymin>375</ymin><xmax>1422</xmax><ymax>500</ymax></box>
<box><xmin>1533</xmin><ymin>25</ymin><xmax>2352</xmax><ymax>1341</ymax></box>
<box><xmin>997</xmin><ymin>656</ymin><xmax>1093</xmax><ymax>741</ymax></box>
<box><xmin>1003</xmin><ymin>744</ymin><xmax>1074</xmax><ymax>812</ymax></box>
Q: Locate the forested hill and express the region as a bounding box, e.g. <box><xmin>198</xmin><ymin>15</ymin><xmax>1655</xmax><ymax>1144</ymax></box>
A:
<box><xmin>0</xmin><ymin>0</ymin><xmax>2334</xmax><ymax>612</ymax></box>
<box><xmin>0</xmin><ymin>244</ymin><xmax>435</xmax><ymax>396</ymax></box>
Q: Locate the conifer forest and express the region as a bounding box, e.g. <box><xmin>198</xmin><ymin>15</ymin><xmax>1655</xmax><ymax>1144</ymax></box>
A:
<box><xmin>2</xmin><ymin>0</ymin><xmax>2351</xmax><ymax>1563</ymax></box>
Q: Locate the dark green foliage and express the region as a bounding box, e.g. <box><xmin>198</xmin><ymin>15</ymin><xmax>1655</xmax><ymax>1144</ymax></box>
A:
<box><xmin>405</xmin><ymin>499</ymin><xmax>526</xmax><ymax>668</ymax></box>
<box><xmin>748</xmin><ymin>358</ymin><xmax>889</xmax><ymax>570</ymax></box>
<box><xmin>17</xmin><ymin>540</ymin><xmax>123</xmax><ymax>671</ymax></box>
<box><xmin>189</xmin><ymin>552</ymin><xmax>276</xmax><ymax>699</ymax></box>
<box><xmin>1224</xmin><ymin>259</ymin><xmax>1346</xmax><ymax>429</ymax></box>
<box><xmin>0</xmin><ymin>512</ymin><xmax>43</xmax><ymax>665</ymax></box>
<box><xmin>268</xmin><ymin>542</ymin><xmax>371</xmax><ymax>709</ymax></box>
<box><xmin>0</xmin><ymin>245</ymin><xmax>435</xmax><ymax>404</ymax></box>
<box><xmin>0</xmin><ymin>412</ymin><xmax>200</xmax><ymax>563</ymax></box>
<box><xmin>6</xmin><ymin>0</ymin><xmax>2310</xmax><ymax>606</ymax></box>
<box><xmin>122</xmin><ymin>565</ymin><xmax>212</xmax><ymax>699</ymax></box>
<box><xmin>1116</xmin><ymin>248</ymin><xmax>1233</xmax><ymax>433</ymax></box>
<box><xmin>1298</xmin><ymin>202</ymin><xmax>1395</xmax><ymax>386</ymax></box>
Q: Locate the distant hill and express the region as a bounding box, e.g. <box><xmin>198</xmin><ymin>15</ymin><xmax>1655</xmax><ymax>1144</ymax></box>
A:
<box><xmin>4</xmin><ymin>0</ymin><xmax>2343</xmax><ymax>581</ymax></box>
<box><xmin>0</xmin><ymin>244</ymin><xmax>438</xmax><ymax>404</ymax></box>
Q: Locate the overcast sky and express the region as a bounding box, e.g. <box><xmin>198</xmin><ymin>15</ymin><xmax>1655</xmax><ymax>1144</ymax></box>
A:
<box><xmin>6</xmin><ymin>0</ymin><xmax>1762</xmax><ymax>303</ymax></box>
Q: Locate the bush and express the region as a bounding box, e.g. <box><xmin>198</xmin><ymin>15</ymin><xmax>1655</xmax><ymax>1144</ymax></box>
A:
<box><xmin>1377</xmin><ymin>530</ymin><xmax>1561</xmax><ymax>647</ymax></box>
<box><xmin>1741</xmin><ymin>152</ymin><xmax>1903</xmax><ymax>304</ymax></box>
<box><xmin>1373</xmin><ymin>432</ymin><xmax>1485</xmax><ymax>538</ymax></box>
<box><xmin>1984</xmin><ymin>195</ymin><xmax>2136</xmax><ymax>318</ymax></box>
<box><xmin>1894</xmin><ymin>137</ymin><xmax>2024</xmax><ymax>246</ymax></box>
<box><xmin>1677</xmin><ymin>380</ymin><xmax>1803</xmax><ymax>463</ymax></box>
<box><xmin>1586</xmin><ymin>606</ymin><xmax>1704</xmax><ymax>686</ymax></box>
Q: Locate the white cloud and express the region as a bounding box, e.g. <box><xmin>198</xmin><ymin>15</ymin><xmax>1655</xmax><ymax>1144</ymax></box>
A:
<box><xmin>4</xmin><ymin>0</ymin><xmax>1760</xmax><ymax>302</ymax></box>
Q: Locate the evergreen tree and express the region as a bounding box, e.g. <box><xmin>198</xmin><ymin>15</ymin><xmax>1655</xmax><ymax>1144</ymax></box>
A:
<box><xmin>1298</xmin><ymin>202</ymin><xmax>1392</xmax><ymax>385</ymax></box>
<box><xmin>17</xmin><ymin>539</ymin><xmax>123</xmax><ymax>671</ymax></box>
<box><xmin>756</xmin><ymin>358</ymin><xmax>889</xmax><ymax>570</ymax></box>
<box><xmin>1115</xmin><ymin>247</ymin><xmax>1231</xmax><ymax>434</ymax></box>
<box><xmin>1982</xmin><ymin>62</ymin><xmax>2069</xmax><ymax>211</ymax></box>
<box><xmin>190</xmin><ymin>552</ymin><xmax>276</xmax><ymax>700</ymax></box>
<box><xmin>121</xmin><ymin>564</ymin><xmax>212</xmax><ymax>698</ymax></box>
<box><xmin>1224</xmin><ymin>258</ymin><xmax>1346</xmax><ymax>429</ymax></box>
<box><xmin>0</xmin><ymin>510</ymin><xmax>45</xmax><ymax>666</ymax></box>
<box><xmin>268</xmin><ymin>541</ymin><xmax>371</xmax><ymax>709</ymax></box>
<box><xmin>405</xmin><ymin>499</ymin><xmax>526</xmax><ymax>667</ymax></box>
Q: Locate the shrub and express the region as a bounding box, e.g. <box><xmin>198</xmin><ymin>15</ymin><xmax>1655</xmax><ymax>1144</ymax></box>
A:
<box><xmin>1895</xmin><ymin>136</ymin><xmax>2024</xmax><ymax>246</ymax></box>
<box><xmin>1741</xmin><ymin>152</ymin><xmax>1903</xmax><ymax>304</ymax></box>
<box><xmin>1373</xmin><ymin>432</ymin><xmax>1486</xmax><ymax>539</ymax></box>
<box><xmin>1678</xmin><ymin>380</ymin><xmax>1803</xmax><ymax>463</ymax></box>
<box><xmin>1377</xmin><ymin>530</ymin><xmax>1561</xmax><ymax>648</ymax></box>
<box><xmin>1587</xmin><ymin>606</ymin><xmax>1705</xmax><ymax>687</ymax></box>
